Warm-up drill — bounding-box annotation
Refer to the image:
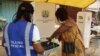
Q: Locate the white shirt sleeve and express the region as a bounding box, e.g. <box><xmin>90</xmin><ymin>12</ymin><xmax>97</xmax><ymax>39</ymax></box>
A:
<box><xmin>32</xmin><ymin>25</ymin><xmax>40</xmax><ymax>42</ymax></box>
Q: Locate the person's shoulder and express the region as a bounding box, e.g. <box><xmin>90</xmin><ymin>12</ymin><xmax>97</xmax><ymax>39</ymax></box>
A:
<box><xmin>5</xmin><ymin>22</ymin><xmax>12</xmax><ymax>26</ymax></box>
<box><xmin>60</xmin><ymin>23</ymin><xmax>72</xmax><ymax>32</ymax></box>
<box><xmin>27</xmin><ymin>22</ymin><xmax>36</xmax><ymax>25</ymax></box>
<box><xmin>3</xmin><ymin>22</ymin><xmax>12</xmax><ymax>30</ymax></box>
<box><xmin>62</xmin><ymin>23</ymin><xmax>72</xmax><ymax>29</ymax></box>
<box><xmin>27</xmin><ymin>22</ymin><xmax>38</xmax><ymax>29</ymax></box>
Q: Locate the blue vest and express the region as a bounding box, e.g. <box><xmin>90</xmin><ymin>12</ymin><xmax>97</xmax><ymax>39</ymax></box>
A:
<box><xmin>3</xmin><ymin>20</ymin><xmax>37</xmax><ymax>56</ymax></box>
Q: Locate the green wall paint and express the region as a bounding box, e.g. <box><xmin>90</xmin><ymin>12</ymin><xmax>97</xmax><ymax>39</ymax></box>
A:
<box><xmin>0</xmin><ymin>0</ymin><xmax>21</xmax><ymax>22</ymax></box>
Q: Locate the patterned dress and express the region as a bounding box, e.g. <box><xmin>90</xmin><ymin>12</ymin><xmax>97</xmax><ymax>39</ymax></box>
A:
<box><xmin>59</xmin><ymin>23</ymin><xmax>85</xmax><ymax>56</ymax></box>
<box><xmin>55</xmin><ymin>21</ymin><xmax>85</xmax><ymax>56</ymax></box>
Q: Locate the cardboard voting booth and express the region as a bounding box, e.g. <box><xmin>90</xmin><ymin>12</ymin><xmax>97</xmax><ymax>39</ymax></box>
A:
<box><xmin>77</xmin><ymin>12</ymin><xmax>92</xmax><ymax>48</ymax></box>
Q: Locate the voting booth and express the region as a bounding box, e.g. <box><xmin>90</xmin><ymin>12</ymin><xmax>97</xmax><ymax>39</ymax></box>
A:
<box><xmin>77</xmin><ymin>12</ymin><xmax>92</xmax><ymax>48</ymax></box>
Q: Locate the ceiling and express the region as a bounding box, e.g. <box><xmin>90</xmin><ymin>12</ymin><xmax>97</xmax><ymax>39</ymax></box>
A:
<box><xmin>86</xmin><ymin>0</ymin><xmax>100</xmax><ymax>12</ymax></box>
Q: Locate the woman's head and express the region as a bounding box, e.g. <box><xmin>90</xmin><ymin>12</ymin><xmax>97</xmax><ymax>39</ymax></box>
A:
<box><xmin>55</xmin><ymin>7</ymin><xmax>68</xmax><ymax>22</ymax></box>
<box><xmin>14</xmin><ymin>2</ymin><xmax>34</xmax><ymax>22</ymax></box>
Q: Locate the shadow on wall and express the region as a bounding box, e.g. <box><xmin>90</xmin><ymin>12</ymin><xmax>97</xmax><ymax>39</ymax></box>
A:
<box><xmin>60</xmin><ymin>5</ymin><xmax>82</xmax><ymax>21</ymax></box>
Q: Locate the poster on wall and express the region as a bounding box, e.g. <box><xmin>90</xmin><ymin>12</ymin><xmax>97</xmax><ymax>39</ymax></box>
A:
<box><xmin>34</xmin><ymin>2</ymin><xmax>57</xmax><ymax>37</ymax></box>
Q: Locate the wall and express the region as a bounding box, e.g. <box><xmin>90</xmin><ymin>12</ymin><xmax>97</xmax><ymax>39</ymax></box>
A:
<box><xmin>0</xmin><ymin>2</ymin><xmax>2</xmax><ymax>17</ymax></box>
<box><xmin>0</xmin><ymin>0</ymin><xmax>21</xmax><ymax>45</ymax></box>
<box><xmin>66</xmin><ymin>7</ymin><xmax>82</xmax><ymax>20</ymax></box>
<box><xmin>60</xmin><ymin>6</ymin><xmax>82</xmax><ymax>20</ymax></box>
<box><xmin>86</xmin><ymin>0</ymin><xmax>100</xmax><ymax>12</ymax></box>
<box><xmin>0</xmin><ymin>0</ymin><xmax>21</xmax><ymax>22</ymax></box>
<box><xmin>33</xmin><ymin>2</ymin><xmax>57</xmax><ymax>38</ymax></box>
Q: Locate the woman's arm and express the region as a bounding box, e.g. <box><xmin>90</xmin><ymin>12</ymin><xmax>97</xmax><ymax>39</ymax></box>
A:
<box><xmin>33</xmin><ymin>41</ymin><xmax>44</xmax><ymax>53</ymax></box>
<box><xmin>49</xmin><ymin>24</ymin><xmax>70</xmax><ymax>40</ymax></box>
<box><xmin>32</xmin><ymin>26</ymin><xmax>44</xmax><ymax>53</ymax></box>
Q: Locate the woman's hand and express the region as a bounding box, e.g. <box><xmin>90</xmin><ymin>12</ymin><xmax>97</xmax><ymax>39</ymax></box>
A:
<box><xmin>47</xmin><ymin>38</ymin><xmax>52</xmax><ymax>42</ymax></box>
<box><xmin>46</xmin><ymin>38</ymin><xmax>52</xmax><ymax>45</ymax></box>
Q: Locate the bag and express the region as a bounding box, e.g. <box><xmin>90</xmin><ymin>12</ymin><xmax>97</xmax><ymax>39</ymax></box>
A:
<box><xmin>63</xmin><ymin>42</ymin><xmax>75</xmax><ymax>54</ymax></box>
<box><xmin>63</xmin><ymin>33</ymin><xmax>76</xmax><ymax>54</ymax></box>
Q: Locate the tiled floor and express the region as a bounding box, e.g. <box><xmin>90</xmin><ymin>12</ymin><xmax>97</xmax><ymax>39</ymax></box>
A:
<box><xmin>1</xmin><ymin>37</ymin><xmax>100</xmax><ymax>56</ymax></box>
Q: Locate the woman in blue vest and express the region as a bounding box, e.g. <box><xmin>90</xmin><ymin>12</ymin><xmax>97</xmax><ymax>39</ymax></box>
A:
<box><xmin>2</xmin><ymin>2</ymin><xmax>44</xmax><ymax>56</ymax></box>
